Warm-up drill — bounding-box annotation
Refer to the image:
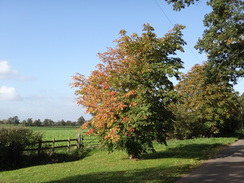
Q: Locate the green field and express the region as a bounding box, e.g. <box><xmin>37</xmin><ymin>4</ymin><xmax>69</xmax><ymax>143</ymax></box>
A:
<box><xmin>0</xmin><ymin>125</ymin><xmax>83</xmax><ymax>140</ymax></box>
<box><xmin>29</xmin><ymin>126</ymin><xmax>84</xmax><ymax>140</ymax></box>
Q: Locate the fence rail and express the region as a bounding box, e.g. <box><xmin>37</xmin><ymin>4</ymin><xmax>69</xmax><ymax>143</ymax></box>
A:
<box><xmin>83</xmin><ymin>134</ymin><xmax>99</xmax><ymax>148</ymax></box>
<box><xmin>24</xmin><ymin>134</ymin><xmax>82</xmax><ymax>155</ymax></box>
<box><xmin>23</xmin><ymin>133</ymin><xmax>99</xmax><ymax>155</ymax></box>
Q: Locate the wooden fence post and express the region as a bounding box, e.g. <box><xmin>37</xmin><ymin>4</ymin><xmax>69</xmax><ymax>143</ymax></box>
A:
<box><xmin>52</xmin><ymin>138</ymin><xmax>55</xmax><ymax>154</ymax></box>
<box><xmin>23</xmin><ymin>135</ymin><xmax>89</xmax><ymax>155</ymax></box>
<box><xmin>67</xmin><ymin>138</ymin><xmax>70</xmax><ymax>152</ymax></box>
<box><xmin>38</xmin><ymin>139</ymin><xmax>42</xmax><ymax>155</ymax></box>
<box><xmin>77</xmin><ymin>134</ymin><xmax>82</xmax><ymax>149</ymax></box>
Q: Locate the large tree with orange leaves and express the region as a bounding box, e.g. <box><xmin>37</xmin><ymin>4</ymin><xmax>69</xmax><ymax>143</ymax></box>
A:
<box><xmin>72</xmin><ymin>23</ymin><xmax>186</xmax><ymax>158</ymax></box>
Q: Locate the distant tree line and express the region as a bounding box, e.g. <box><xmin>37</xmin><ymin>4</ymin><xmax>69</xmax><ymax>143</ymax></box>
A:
<box><xmin>0</xmin><ymin>116</ymin><xmax>86</xmax><ymax>127</ymax></box>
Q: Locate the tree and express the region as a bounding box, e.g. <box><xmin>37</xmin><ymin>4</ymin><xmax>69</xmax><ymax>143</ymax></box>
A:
<box><xmin>237</xmin><ymin>92</ymin><xmax>244</xmax><ymax>129</ymax></box>
<box><xmin>26</xmin><ymin>118</ymin><xmax>33</xmax><ymax>126</ymax></box>
<box><xmin>173</xmin><ymin>63</ymin><xmax>240</xmax><ymax>138</ymax></box>
<box><xmin>33</xmin><ymin>119</ymin><xmax>42</xmax><ymax>126</ymax></box>
<box><xmin>165</xmin><ymin>0</ymin><xmax>199</xmax><ymax>11</ymax></box>
<box><xmin>196</xmin><ymin>0</ymin><xmax>244</xmax><ymax>83</ymax></box>
<box><xmin>43</xmin><ymin>119</ymin><xmax>54</xmax><ymax>126</ymax></box>
<box><xmin>72</xmin><ymin>23</ymin><xmax>186</xmax><ymax>158</ymax></box>
<box><xmin>43</xmin><ymin>119</ymin><xmax>50</xmax><ymax>126</ymax></box>
<box><xmin>21</xmin><ymin>120</ymin><xmax>27</xmax><ymax>126</ymax></box>
<box><xmin>77</xmin><ymin>116</ymin><xmax>85</xmax><ymax>126</ymax></box>
<box><xmin>58</xmin><ymin>120</ymin><xmax>66</xmax><ymax>126</ymax></box>
<box><xmin>7</xmin><ymin>116</ymin><xmax>20</xmax><ymax>125</ymax></box>
<box><xmin>166</xmin><ymin>0</ymin><xmax>244</xmax><ymax>84</ymax></box>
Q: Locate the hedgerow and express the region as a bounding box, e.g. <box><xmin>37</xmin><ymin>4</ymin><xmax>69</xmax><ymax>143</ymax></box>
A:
<box><xmin>0</xmin><ymin>126</ymin><xmax>42</xmax><ymax>170</ymax></box>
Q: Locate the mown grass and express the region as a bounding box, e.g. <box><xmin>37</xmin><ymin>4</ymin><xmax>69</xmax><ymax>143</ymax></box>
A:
<box><xmin>29</xmin><ymin>126</ymin><xmax>84</xmax><ymax>140</ymax></box>
<box><xmin>0</xmin><ymin>136</ymin><xmax>239</xmax><ymax>183</ymax></box>
<box><xmin>0</xmin><ymin>125</ymin><xmax>84</xmax><ymax>140</ymax></box>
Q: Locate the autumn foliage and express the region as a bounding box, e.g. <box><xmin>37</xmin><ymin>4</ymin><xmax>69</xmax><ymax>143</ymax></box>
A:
<box><xmin>173</xmin><ymin>63</ymin><xmax>240</xmax><ymax>139</ymax></box>
<box><xmin>72</xmin><ymin>24</ymin><xmax>186</xmax><ymax>158</ymax></box>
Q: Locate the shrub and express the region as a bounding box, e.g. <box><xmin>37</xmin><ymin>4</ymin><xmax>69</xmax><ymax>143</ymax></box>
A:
<box><xmin>0</xmin><ymin>126</ymin><xmax>42</xmax><ymax>170</ymax></box>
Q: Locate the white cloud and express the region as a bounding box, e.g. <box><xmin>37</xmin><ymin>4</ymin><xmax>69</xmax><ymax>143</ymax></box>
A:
<box><xmin>0</xmin><ymin>61</ymin><xmax>25</xmax><ymax>80</ymax></box>
<box><xmin>0</xmin><ymin>61</ymin><xmax>18</xmax><ymax>80</ymax></box>
<box><xmin>0</xmin><ymin>86</ymin><xmax>21</xmax><ymax>101</ymax></box>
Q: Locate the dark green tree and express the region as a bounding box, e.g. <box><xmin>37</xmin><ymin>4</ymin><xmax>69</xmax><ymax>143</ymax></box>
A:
<box><xmin>42</xmin><ymin>119</ymin><xmax>54</xmax><ymax>126</ymax></box>
<box><xmin>21</xmin><ymin>120</ymin><xmax>27</xmax><ymax>126</ymax></box>
<box><xmin>66</xmin><ymin>120</ymin><xmax>72</xmax><ymax>126</ymax></box>
<box><xmin>59</xmin><ymin>120</ymin><xmax>66</xmax><ymax>126</ymax></box>
<box><xmin>33</xmin><ymin>119</ymin><xmax>42</xmax><ymax>126</ymax></box>
<box><xmin>165</xmin><ymin>0</ymin><xmax>199</xmax><ymax>11</ymax></box>
<box><xmin>26</xmin><ymin>118</ymin><xmax>33</xmax><ymax>126</ymax></box>
<box><xmin>43</xmin><ymin>119</ymin><xmax>50</xmax><ymax>126</ymax></box>
<box><xmin>238</xmin><ymin>92</ymin><xmax>244</xmax><ymax>129</ymax></box>
<box><xmin>196</xmin><ymin>0</ymin><xmax>244</xmax><ymax>83</ymax></box>
<box><xmin>77</xmin><ymin>116</ymin><xmax>85</xmax><ymax>126</ymax></box>
<box><xmin>7</xmin><ymin>116</ymin><xmax>20</xmax><ymax>125</ymax></box>
<box><xmin>166</xmin><ymin>0</ymin><xmax>244</xmax><ymax>84</ymax></box>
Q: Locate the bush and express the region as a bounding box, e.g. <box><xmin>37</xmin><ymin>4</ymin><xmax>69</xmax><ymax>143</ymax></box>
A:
<box><xmin>0</xmin><ymin>126</ymin><xmax>42</xmax><ymax>170</ymax></box>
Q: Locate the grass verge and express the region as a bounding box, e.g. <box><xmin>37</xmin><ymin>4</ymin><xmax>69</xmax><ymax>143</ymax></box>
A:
<box><xmin>0</xmin><ymin>136</ymin><xmax>239</xmax><ymax>183</ymax></box>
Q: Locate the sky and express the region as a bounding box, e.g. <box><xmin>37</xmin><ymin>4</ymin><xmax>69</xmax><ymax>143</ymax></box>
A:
<box><xmin>0</xmin><ymin>0</ymin><xmax>243</xmax><ymax>122</ymax></box>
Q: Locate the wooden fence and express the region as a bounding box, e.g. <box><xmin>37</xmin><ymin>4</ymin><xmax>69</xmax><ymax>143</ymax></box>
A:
<box><xmin>83</xmin><ymin>134</ymin><xmax>99</xmax><ymax>148</ymax></box>
<box><xmin>24</xmin><ymin>134</ymin><xmax>82</xmax><ymax>155</ymax></box>
<box><xmin>23</xmin><ymin>133</ymin><xmax>99</xmax><ymax>155</ymax></box>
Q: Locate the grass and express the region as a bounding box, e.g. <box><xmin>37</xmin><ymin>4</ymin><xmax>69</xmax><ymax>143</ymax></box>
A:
<box><xmin>0</xmin><ymin>136</ymin><xmax>239</xmax><ymax>183</ymax></box>
<box><xmin>29</xmin><ymin>126</ymin><xmax>84</xmax><ymax>140</ymax></box>
<box><xmin>0</xmin><ymin>125</ymin><xmax>84</xmax><ymax>140</ymax></box>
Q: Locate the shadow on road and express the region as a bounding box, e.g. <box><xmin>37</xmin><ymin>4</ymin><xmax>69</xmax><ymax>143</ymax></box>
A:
<box><xmin>175</xmin><ymin>139</ymin><xmax>244</xmax><ymax>183</ymax></box>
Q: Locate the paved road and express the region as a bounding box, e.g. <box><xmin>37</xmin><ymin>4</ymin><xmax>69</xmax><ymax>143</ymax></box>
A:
<box><xmin>175</xmin><ymin>139</ymin><xmax>244</xmax><ymax>183</ymax></box>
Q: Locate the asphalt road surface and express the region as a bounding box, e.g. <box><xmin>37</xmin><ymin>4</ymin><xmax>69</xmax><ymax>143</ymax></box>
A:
<box><xmin>175</xmin><ymin>139</ymin><xmax>244</xmax><ymax>183</ymax></box>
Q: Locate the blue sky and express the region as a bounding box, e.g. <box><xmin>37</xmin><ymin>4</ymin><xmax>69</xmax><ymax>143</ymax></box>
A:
<box><xmin>0</xmin><ymin>0</ymin><xmax>243</xmax><ymax>122</ymax></box>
